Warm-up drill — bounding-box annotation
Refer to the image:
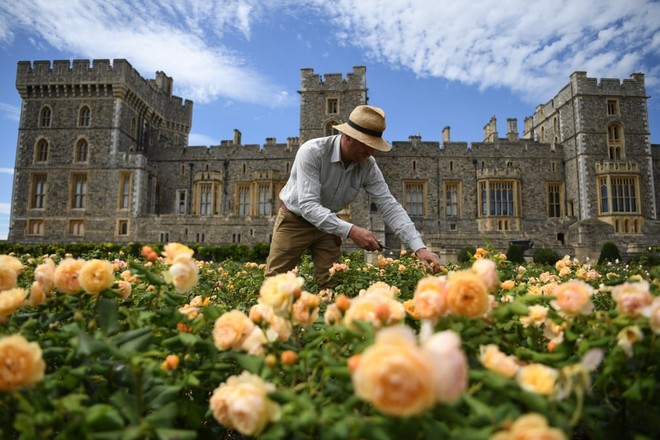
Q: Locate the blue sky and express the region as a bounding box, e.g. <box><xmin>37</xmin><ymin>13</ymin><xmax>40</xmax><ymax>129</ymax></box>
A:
<box><xmin>1</xmin><ymin>0</ymin><xmax>659</xmax><ymax>241</ymax></box>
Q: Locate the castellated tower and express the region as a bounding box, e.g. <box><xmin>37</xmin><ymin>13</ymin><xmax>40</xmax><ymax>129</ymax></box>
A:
<box><xmin>9</xmin><ymin>59</ymin><xmax>192</xmax><ymax>243</ymax></box>
<box><xmin>298</xmin><ymin>66</ymin><xmax>368</xmax><ymax>143</ymax></box>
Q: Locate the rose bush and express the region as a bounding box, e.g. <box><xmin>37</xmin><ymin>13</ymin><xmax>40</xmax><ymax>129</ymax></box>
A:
<box><xmin>0</xmin><ymin>244</ymin><xmax>658</xmax><ymax>439</ymax></box>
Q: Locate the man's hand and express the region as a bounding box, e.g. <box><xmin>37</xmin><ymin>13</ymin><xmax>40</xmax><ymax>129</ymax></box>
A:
<box><xmin>415</xmin><ymin>248</ymin><xmax>443</xmax><ymax>272</ymax></box>
<box><xmin>348</xmin><ymin>225</ymin><xmax>382</xmax><ymax>251</ymax></box>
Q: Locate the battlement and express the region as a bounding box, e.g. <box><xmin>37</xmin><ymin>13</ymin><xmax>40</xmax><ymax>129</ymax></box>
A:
<box><xmin>16</xmin><ymin>59</ymin><xmax>193</xmax><ymax>123</ymax></box>
<box><xmin>570</xmin><ymin>71</ymin><xmax>646</xmax><ymax>96</ymax></box>
<box><xmin>300</xmin><ymin>66</ymin><xmax>367</xmax><ymax>91</ymax></box>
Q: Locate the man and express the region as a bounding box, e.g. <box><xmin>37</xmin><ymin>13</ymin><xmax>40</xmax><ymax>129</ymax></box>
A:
<box><xmin>265</xmin><ymin>104</ymin><xmax>442</xmax><ymax>289</ymax></box>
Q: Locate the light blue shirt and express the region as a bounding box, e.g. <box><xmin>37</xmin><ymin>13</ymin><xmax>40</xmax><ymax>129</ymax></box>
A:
<box><xmin>278</xmin><ymin>134</ymin><xmax>426</xmax><ymax>252</ymax></box>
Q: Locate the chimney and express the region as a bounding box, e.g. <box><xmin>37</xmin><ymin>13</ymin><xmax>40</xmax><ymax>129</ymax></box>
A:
<box><xmin>233</xmin><ymin>129</ymin><xmax>242</xmax><ymax>145</ymax></box>
<box><xmin>506</xmin><ymin>118</ymin><xmax>519</xmax><ymax>141</ymax></box>
<box><xmin>442</xmin><ymin>126</ymin><xmax>451</xmax><ymax>143</ymax></box>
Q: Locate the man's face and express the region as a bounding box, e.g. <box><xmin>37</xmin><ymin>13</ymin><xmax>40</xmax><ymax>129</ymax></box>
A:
<box><xmin>344</xmin><ymin>136</ymin><xmax>375</xmax><ymax>164</ymax></box>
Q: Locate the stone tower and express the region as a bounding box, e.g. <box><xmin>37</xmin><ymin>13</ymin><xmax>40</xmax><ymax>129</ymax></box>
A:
<box><xmin>298</xmin><ymin>66</ymin><xmax>368</xmax><ymax>143</ymax></box>
<box><xmin>9</xmin><ymin>59</ymin><xmax>192</xmax><ymax>243</ymax></box>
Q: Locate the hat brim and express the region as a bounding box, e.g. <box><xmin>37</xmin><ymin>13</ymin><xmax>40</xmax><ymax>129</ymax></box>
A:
<box><xmin>334</xmin><ymin>122</ymin><xmax>392</xmax><ymax>152</ymax></box>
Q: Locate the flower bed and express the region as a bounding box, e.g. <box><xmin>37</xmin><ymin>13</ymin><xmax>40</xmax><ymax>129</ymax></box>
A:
<box><xmin>0</xmin><ymin>245</ymin><xmax>659</xmax><ymax>439</ymax></box>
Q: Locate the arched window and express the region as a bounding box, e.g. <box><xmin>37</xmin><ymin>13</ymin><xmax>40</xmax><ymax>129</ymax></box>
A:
<box><xmin>40</xmin><ymin>106</ymin><xmax>51</xmax><ymax>128</ymax></box>
<box><xmin>75</xmin><ymin>139</ymin><xmax>89</xmax><ymax>162</ymax></box>
<box><xmin>78</xmin><ymin>106</ymin><xmax>91</xmax><ymax>127</ymax></box>
<box><xmin>607</xmin><ymin>122</ymin><xmax>624</xmax><ymax>160</ymax></box>
<box><xmin>324</xmin><ymin>120</ymin><xmax>339</xmax><ymax>137</ymax></box>
<box><xmin>35</xmin><ymin>139</ymin><xmax>49</xmax><ymax>163</ymax></box>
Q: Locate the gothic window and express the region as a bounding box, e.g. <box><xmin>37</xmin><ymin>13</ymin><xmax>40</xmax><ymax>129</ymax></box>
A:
<box><xmin>74</xmin><ymin>139</ymin><xmax>89</xmax><ymax>162</ymax></box>
<box><xmin>30</xmin><ymin>174</ymin><xmax>47</xmax><ymax>209</ymax></box>
<box><xmin>27</xmin><ymin>219</ymin><xmax>44</xmax><ymax>236</ymax></box>
<box><xmin>199</xmin><ymin>183</ymin><xmax>212</xmax><ymax>215</ymax></box>
<box><xmin>324</xmin><ymin>121</ymin><xmax>339</xmax><ymax>137</ymax></box>
<box><xmin>444</xmin><ymin>181</ymin><xmax>460</xmax><ymax>217</ymax></box>
<box><xmin>117</xmin><ymin>220</ymin><xmax>128</xmax><ymax>236</ymax></box>
<box><xmin>478</xmin><ymin>180</ymin><xmax>519</xmax><ymax>217</ymax></box>
<box><xmin>598</xmin><ymin>175</ymin><xmax>639</xmax><ymax>214</ymax></box>
<box><xmin>237</xmin><ymin>184</ymin><xmax>251</xmax><ymax>217</ymax></box>
<box><xmin>607</xmin><ymin>122</ymin><xmax>624</xmax><ymax>160</ymax></box>
<box><xmin>257</xmin><ymin>183</ymin><xmax>272</xmax><ymax>216</ymax></box>
<box><xmin>78</xmin><ymin>105</ymin><xmax>91</xmax><ymax>127</ymax></box>
<box><xmin>326</xmin><ymin>98</ymin><xmax>338</xmax><ymax>114</ymax></box>
<box><xmin>403</xmin><ymin>180</ymin><xmax>426</xmax><ymax>217</ymax></box>
<box><xmin>35</xmin><ymin>139</ymin><xmax>49</xmax><ymax>163</ymax></box>
<box><xmin>607</xmin><ymin>99</ymin><xmax>619</xmax><ymax>116</ymax></box>
<box><xmin>547</xmin><ymin>183</ymin><xmax>563</xmax><ymax>218</ymax></box>
<box><xmin>118</xmin><ymin>173</ymin><xmax>131</xmax><ymax>210</ymax></box>
<box><xmin>69</xmin><ymin>220</ymin><xmax>85</xmax><ymax>236</ymax></box>
<box><xmin>39</xmin><ymin>106</ymin><xmax>51</xmax><ymax>128</ymax></box>
<box><xmin>71</xmin><ymin>173</ymin><xmax>88</xmax><ymax>209</ymax></box>
<box><xmin>176</xmin><ymin>190</ymin><xmax>187</xmax><ymax>215</ymax></box>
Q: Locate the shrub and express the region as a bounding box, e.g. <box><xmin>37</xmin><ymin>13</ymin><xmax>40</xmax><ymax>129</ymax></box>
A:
<box><xmin>506</xmin><ymin>243</ymin><xmax>525</xmax><ymax>264</ymax></box>
<box><xmin>598</xmin><ymin>241</ymin><xmax>622</xmax><ymax>264</ymax></box>
<box><xmin>533</xmin><ymin>247</ymin><xmax>561</xmax><ymax>265</ymax></box>
<box><xmin>457</xmin><ymin>246</ymin><xmax>476</xmax><ymax>263</ymax></box>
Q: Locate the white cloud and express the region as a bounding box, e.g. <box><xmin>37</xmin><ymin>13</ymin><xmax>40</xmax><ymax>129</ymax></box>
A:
<box><xmin>0</xmin><ymin>202</ymin><xmax>10</xmax><ymax>215</ymax></box>
<box><xmin>189</xmin><ymin>133</ymin><xmax>220</xmax><ymax>146</ymax></box>
<box><xmin>0</xmin><ymin>102</ymin><xmax>19</xmax><ymax>121</ymax></box>
<box><xmin>0</xmin><ymin>168</ymin><xmax>14</xmax><ymax>175</ymax></box>
<box><xmin>318</xmin><ymin>0</ymin><xmax>660</xmax><ymax>103</ymax></box>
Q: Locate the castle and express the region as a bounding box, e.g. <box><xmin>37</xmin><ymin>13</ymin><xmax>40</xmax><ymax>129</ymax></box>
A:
<box><xmin>7</xmin><ymin>59</ymin><xmax>660</xmax><ymax>261</ymax></box>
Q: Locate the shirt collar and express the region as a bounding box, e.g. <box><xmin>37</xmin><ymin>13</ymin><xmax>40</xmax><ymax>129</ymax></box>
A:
<box><xmin>330</xmin><ymin>135</ymin><xmax>342</xmax><ymax>164</ymax></box>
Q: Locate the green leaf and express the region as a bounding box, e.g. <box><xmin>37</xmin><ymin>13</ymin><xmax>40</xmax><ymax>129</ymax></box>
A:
<box><xmin>622</xmin><ymin>380</ymin><xmax>643</xmax><ymax>401</ymax></box>
<box><xmin>156</xmin><ymin>428</ymin><xmax>198</xmax><ymax>440</ymax></box>
<box><xmin>85</xmin><ymin>404</ymin><xmax>125</xmax><ymax>432</ymax></box>
<box><xmin>98</xmin><ymin>295</ymin><xmax>120</xmax><ymax>335</ymax></box>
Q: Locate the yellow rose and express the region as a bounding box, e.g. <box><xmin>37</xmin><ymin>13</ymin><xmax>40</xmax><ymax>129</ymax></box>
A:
<box><xmin>0</xmin><ymin>288</ymin><xmax>27</xmax><ymax>317</ymax></box>
<box><xmin>78</xmin><ymin>259</ymin><xmax>115</xmax><ymax>295</ymax></box>
<box><xmin>54</xmin><ymin>258</ymin><xmax>85</xmax><ymax>294</ymax></box>
<box><xmin>0</xmin><ymin>255</ymin><xmax>23</xmax><ymax>274</ymax></box>
<box><xmin>259</xmin><ymin>273</ymin><xmax>303</xmax><ymax>316</ymax></box>
<box><xmin>351</xmin><ymin>325</ymin><xmax>436</xmax><ymax>416</ymax></box>
<box><xmin>209</xmin><ymin>371</ymin><xmax>281</xmax><ymax>437</ymax></box>
<box><xmin>213</xmin><ymin>310</ymin><xmax>255</xmax><ymax>351</ymax></box>
<box><xmin>471</xmin><ymin>258</ymin><xmax>500</xmax><ymax>293</ymax></box>
<box><xmin>478</xmin><ymin>344</ymin><xmax>520</xmax><ymax>378</ymax></box>
<box><xmin>166</xmin><ymin>255</ymin><xmax>199</xmax><ymax>293</ymax></box>
<box><xmin>446</xmin><ymin>270</ymin><xmax>490</xmax><ymax>318</ymax></box>
<box><xmin>516</xmin><ymin>363</ymin><xmax>558</xmax><ymax>395</ymax></box>
<box><xmin>0</xmin><ymin>334</ymin><xmax>46</xmax><ymax>391</ymax></box>
<box><xmin>161</xmin><ymin>243</ymin><xmax>194</xmax><ymax>264</ymax></box>
<box><xmin>413</xmin><ymin>276</ymin><xmax>448</xmax><ymax>319</ymax></box>
<box><xmin>0</xmin><ymin>264</ymin><xmax>18</xmax><ymax>291</ymax></box>
<box><xmin>552</xmin><ymin>280</ymin><xmax>594</xmax><ymax>316</ymax></box>
<box><xmin>490</xmin><ymin>413</ymin><xmax>567</xmax><ymax>440</ymax></box>
<box><xmin>500</xmin><ymin>279</ymin><xmax>516</xmax><ymax>291</ymax></box>
<box><xmin>519</xmin><ymin>305</ymin><xmax>549</xmax><ymax>328</ymax></box>
<box><xmin>617</xmin><ymin>325</ymin><xmax>643</xmax><ymax>358</ymax></box>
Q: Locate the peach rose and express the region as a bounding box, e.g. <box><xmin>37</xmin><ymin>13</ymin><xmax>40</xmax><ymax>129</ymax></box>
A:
<box><xmin>0</xmin><ymin>255</ymin><xmax>23</xmax><ymax>274</ymax></box>
<box><xmin>116</xmin><ymin>280</ymin><xmax>132</xmax><ymax>298</ymax></box>
<box><xmin>551</xmin><ymin>280</ymin><xmax>594</xmax><ymax>316</ymax></box>
<box><xmin>212</xmin><ymin>310</ymin><xmax>255</xmax><ymax>351</ymax></box>
<box><xmin>34</xmin><ymin>258</ymin><xmax>56</xmax><ymax>294</ymax></box>
<box><xmin>343</xmin><ymin>293</ymin><xmax>406</xmax><ymax>330</ymax></box>
<box><xmin>516</xmin><ymin>363</ymin><xmax>558</xmax><ymax>395</ymax></box>
<box><xmin>209</xmin><ymin>371</ymin><xmax>281</xmax><ymax>437</ymax></box>
<box><xmin>351</xmin><ymin>325</ymin><xmax>436</xmax><ymax>416</ymax></box>
<box><xmin>491</xmin><ymin>413</ymin><xmax>567</xmax><ymax>440</ymax></box>
<box><xmin>54</xmin><ymin>258</ymin><xmax>85</xmax><ymax>294</ymax></box>
<box><xmin>478</xmin><ymin>344</ymin><xmax>520</xmax><ymax>378</ymax></box>
<box><xmin>0</xmin><ymin>264</ymin><xmax>18</xmax><ymax>291</ymax></box>
<box><xmin>413</xmin><ymin>276</ymin><xmax>448</xmax><ymax>320</ymax></box>
<box><xmin>240</xmin><ymin>327</ymin><xmax>267</xmax><ymax>356</ymax></box>
<box><xmin>471</xmin><ymin>258</ymin><xmax>500</xmax><ymax>293</ymax></box>
<box><xmin>323</xmin><ymin>303</ymin><xmax>343</xmax><ymax>325</ymax></box>
<box><xmin>0</xmin><ymin>334</ymin><xmax>46</xmax><ymax>391</ymax></box>
<box><xmin>161</xmin><ymin>243</ymin><xmax>194</xmax><ymax>264</ymax></box>
<box><xmin>359</xmin><ymin>281</ymin><xmax>401</xmax><ymax>299</ymax></box>
<box><xmin>643</xmin><ymin>296</ymin><xmax>660</xmax><ymax>334</ymax></box>
<box><xmin>29</xmin><ymin>282</ymin><xmax>47</xmax><ymax>307</ymax></box>
<box><xmin>166</xmin><ymin>254</ymin><xmax>199</xmax><ymax>293</ymax></box>
<box><xmin>259</xmin><ymin>272</ymin><xmax>304</xmax><ymax>316</ymax></box>
<box><xmin>612</xmin><ymin>280</ymin><xmax>653</xmax><ymax>316</ymax></box>
<box><xmin>291</xmin><ymin>291</ymin><xmax>320</xmax><ymax>326</ymax></box>
<box><xmin>78</xmin><ymin>259</ymin><xmax>115</xmax><ymax>295</ymax></box>
<box><xmin>0</xmin><ymin>288</ymin><xmax>27</xmax><ymax>317</ymax></box>
<box><xmin>500</xmin><ymin>279</ymin><xmax>516</xmax><ymax>291</ymax></box>
<box><xmin>422</xmin><ymin>330</ymin><xmax>468</xmax><ymax>403</ymax></box>
<box><xmin>250</xmin><ymin>303</ymin><xmax>292</xmax><ymax>342</ymax></box>
<box><xmin>446</xmin><ymin>270</ymin><xmax>490</xmax><ymax>318</ymax></box>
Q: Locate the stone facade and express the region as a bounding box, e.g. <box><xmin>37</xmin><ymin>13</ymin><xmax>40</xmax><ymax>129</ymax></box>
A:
<box><xmin>8</xmin><ymin>59</ymin><xmax>660</xmax><ymax>261</ymax></box>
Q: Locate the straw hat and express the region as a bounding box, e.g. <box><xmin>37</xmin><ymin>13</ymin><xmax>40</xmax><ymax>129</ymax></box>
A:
<box><xmin>333</xmin><ymin>105</ymin><xmax>391</xmax><ymax>152</ymax></box>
